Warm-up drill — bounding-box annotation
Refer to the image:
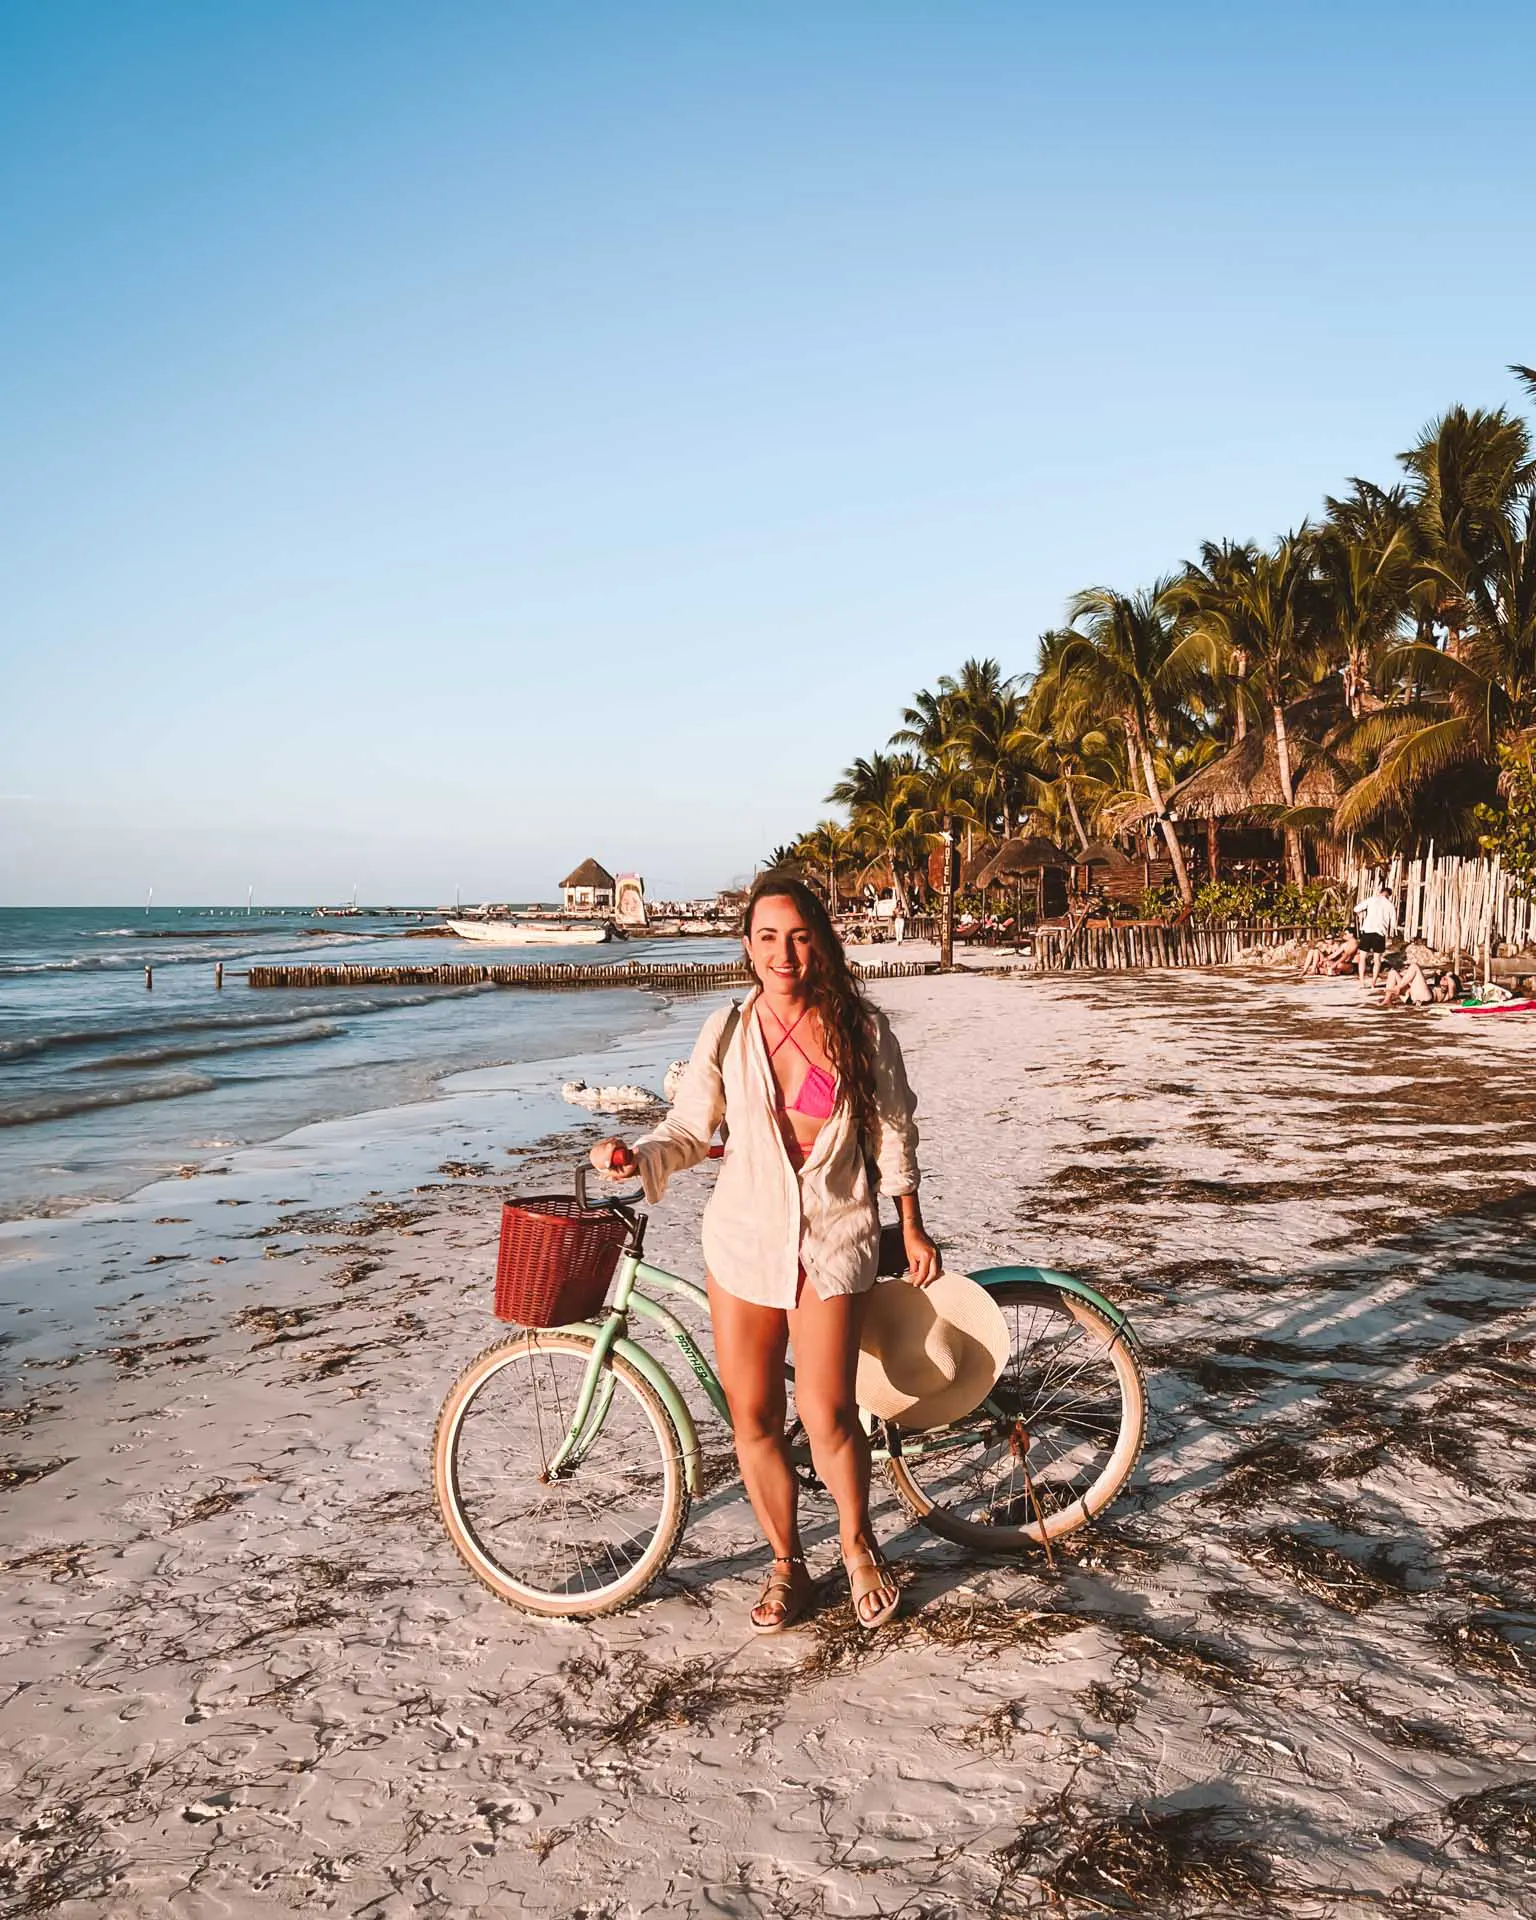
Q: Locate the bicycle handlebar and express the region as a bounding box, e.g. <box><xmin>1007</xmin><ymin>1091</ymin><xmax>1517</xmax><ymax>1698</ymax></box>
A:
<box><xmin>573</xmin><ymin>1161</ymin><xmax>644</xmax><ymax>1213</ymax></box>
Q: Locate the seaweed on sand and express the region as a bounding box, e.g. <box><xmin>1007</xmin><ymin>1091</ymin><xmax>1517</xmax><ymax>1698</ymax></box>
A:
<box><xmin>996</xmin><ymin>1798</ymin><xmax>1272</xmax><ymax>1915</ymax></box>
<box><xmin>1339</xmin><ymin>1684</ymin><xmax>1471</xmax><ymax>1757</ymax></box>
<box><xmin>1388</xmin><ymin>1778</ymin><xmax>1536</xmax><ymax>1866</ymax></box>
<box><xmin>1205</xmin><ymin>1587</ymin><xmax>1301</xmax><ymax>1630</ymax></box>
<box><xmin>1112</xmin><ymin>1625</ymin><xmax>1257</xmax><ymax>1690</ymax></box>
<box><xmin>1234</xmin><ymin>1528</ymin><xmax>1410</xmax><ymax>1615</ymax></box>
<box><xmin>1443</xmin><ymin>1519</ymin><xmax>1536</xmax><ymax>1609</ymax></box>
<box><xmin>0</xmin><ymin>1802</ymin><xmax>121</xmax><ymax>1915</ymax></box>
<box><xmin>1078</xmin><ymin>1680</ymin><xmax>1139</xmax><ymax>1727</ymax></box>
<box><xmin>233</xmin><ymin>1301</ymin><xmax>334</xmax><ymax>1346</ymax></box>
<box><xmin>1430</xmin><ymin>1612</ymin><xmax>1534</xmax><ymax>1687</ymax></box>
<box><xmin>0</xmin><ymin>1458</ymin><xmax>71</xmax><ymax>1491</ymax></box>
<box><xmin>166</xmin><ymin>1484</ymin><xmax>253</xmax><ymax>1530</ymax></box>
<box><xmin>1441</xmin><ymin>1779</ymin><xmax>1536</xmax><ymax>1862</ymax></box>
<box><xmin>1199</xmin><ymin>1439</ymin><xmax>1320</xmax><ymax>1515</ymax></box>
<box><xmin>508</xmin><ymin>1647</ymin><xmax>793</xmax><ymax>1750</ymax></box>
<box><xmin>1</xmin><ymin>1542</ymin><xmax>94</xmax><ymax>1584</ymax></box>
<box><xmin>801</xmin><ymin>1595</ymin><xmax>1086</xmax><ymax>1680</ymax></box>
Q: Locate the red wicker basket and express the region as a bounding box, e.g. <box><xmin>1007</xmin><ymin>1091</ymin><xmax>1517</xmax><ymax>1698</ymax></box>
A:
<box><xmin>494</xmin><ymin>1196</ymin><xmax>631</xmax><ymax>1327</ymax></box>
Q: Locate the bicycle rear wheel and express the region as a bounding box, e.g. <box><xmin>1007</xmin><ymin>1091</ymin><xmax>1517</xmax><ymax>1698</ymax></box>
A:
<box><xmin>433</xmin><ymin>1331</ymin><xmax>689</xmax><ymax>1617</ymax></box>
<box><xmin>885</xmin><ymin>1282</ymin><xmax>1145</xmax><ymax>1549</ymax></box>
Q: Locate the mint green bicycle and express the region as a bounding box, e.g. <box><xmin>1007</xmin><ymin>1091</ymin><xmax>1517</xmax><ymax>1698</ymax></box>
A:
<box><xmin>432</xmin><ymin>1168</ymin><xmax>1147</xmax><ymax>1618</ymax></box>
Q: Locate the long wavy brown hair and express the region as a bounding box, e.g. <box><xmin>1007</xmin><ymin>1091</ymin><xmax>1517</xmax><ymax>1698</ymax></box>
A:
<box><xmin>741</xmin><ymin>872</ymin><xmax>879</xmax><ymax>1146</ymax></box>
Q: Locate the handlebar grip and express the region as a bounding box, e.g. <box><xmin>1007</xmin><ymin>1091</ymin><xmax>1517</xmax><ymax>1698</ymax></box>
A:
<box><xmin>574</xmin><ymin>1159</ymin><xmax>642</xmax><ymax>1210</ymax></box>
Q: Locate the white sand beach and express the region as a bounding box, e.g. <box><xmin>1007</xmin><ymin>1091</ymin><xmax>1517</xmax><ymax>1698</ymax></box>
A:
<box><xmin>3</xmin><ymin>970</ymin><xmax>1535</xmax><ymax>1916</ymax></box>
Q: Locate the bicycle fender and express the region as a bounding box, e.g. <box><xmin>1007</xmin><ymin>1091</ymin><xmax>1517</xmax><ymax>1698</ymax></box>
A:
<box><xmin>600</xmin><ymin>1330</ymin><xmax>704</xmax><ymax>1497</ymax></box>
<box><xmin>970</xmin><ymin>1265</ymin><xmax>1143</xmax><ymax>1354</ymax></box>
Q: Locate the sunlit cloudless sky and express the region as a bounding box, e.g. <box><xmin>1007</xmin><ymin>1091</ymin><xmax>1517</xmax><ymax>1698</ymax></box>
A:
<box><xmin>3</xmin><ymin>0</ymin><xmax>1533</xmax><ymax>903</ymax></box>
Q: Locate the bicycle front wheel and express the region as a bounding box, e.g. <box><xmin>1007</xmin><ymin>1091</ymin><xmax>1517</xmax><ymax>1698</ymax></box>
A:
<box><xmin>433</xmin><ymin>1332</ymin><xmax>690</xmax><ymax>1617</ymax></box>
<box><xmin>885</xmin><ymin>1282</ymin><xmax>1146</xmax><ymax>1549</ymax></box>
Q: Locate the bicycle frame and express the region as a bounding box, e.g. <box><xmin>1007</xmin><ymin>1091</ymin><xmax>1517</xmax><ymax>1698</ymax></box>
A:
<box><xmin>545</xmin><ymin>1245</ymin><xmax>1008</xmax><ymax>1498</ymax></box>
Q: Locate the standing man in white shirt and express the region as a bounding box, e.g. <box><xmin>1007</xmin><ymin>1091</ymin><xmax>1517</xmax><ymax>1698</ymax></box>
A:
<box><xmin>1356</xmin><ymin>883</ymin><xmax>1399</xmax><ymax>985</ymax></box>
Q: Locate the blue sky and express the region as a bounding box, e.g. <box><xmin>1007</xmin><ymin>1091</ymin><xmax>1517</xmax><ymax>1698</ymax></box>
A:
<box><xmin>3</xmin><ymin>0</ymin><xmax>1533</xmax><ymax>904</ymax></box>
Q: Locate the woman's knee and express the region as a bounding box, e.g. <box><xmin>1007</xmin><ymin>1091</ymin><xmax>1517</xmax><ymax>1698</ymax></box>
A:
<box><xmin>794</xmin><ymin>1388</ymin><xmax>860</xmax><ymax>1453</ymax></box>
<box><xmin>731</xmin><ymin>1400</ymin><xmax>787</xmax><ymax>1449</ymax></box>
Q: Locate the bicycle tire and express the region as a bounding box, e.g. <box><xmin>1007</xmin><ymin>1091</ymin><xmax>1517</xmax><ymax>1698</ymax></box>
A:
<box><xmin>433</xmin><ymin>1331</ymin><xmax>690</xmax><ymax>1617</ymax></box>
<box><xmin>885</xmin><ymin>1282</ymin><xmax>1146</xmax><ymax>1550</ymax></box>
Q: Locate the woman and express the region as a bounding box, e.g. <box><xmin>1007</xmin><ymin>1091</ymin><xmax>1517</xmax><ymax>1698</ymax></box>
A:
<box><xmin>590</xmin><ymin>873</ymin><xmax>938</xmax><ymax>1635</ymax></box>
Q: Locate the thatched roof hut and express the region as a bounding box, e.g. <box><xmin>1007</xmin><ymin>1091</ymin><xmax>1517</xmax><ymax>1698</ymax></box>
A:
<box><xmin>560</xmin><ymin>857</ymin><xmax>616</xmax><ymax>891</ymax></box>
<box><xmin>1168</xmin><ymin>725</ymin><xmax>1347</xmax><ymax>823</ymax></box>
<box><xmin>971</xmin><ymin>837</ymin><xmax>1073</xmax><ymax>887</ymax></box>
<box><xmin>1071</xmin><ymin>839</ymin><xmax>1172</xmax><ymax>905</ymax></box>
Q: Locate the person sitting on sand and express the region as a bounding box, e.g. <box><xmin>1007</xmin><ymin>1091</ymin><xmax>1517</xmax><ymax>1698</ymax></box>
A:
<box><xmin>1301</xmin><ymin>930</ymin><xmax>1359</xmax><ymax>976</ymax></box>
<box><xmin>590</xmin><ymin>873</ymin><xmax>936</xmax><ymax>1637</ymax></box>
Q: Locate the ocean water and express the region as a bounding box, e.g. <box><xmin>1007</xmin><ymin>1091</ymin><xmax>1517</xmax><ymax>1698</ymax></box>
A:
<box><xmin>0</xmin><ymin>907</ymin><xmax>738</xmax><ymax>1221</ymax></box>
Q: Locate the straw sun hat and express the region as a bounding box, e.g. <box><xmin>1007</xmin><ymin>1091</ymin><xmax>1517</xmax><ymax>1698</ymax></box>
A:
<box><xmin>856</xmin><ymin>1271</ymin><xmax>1010</xmax><ymax>1431</ymax></box>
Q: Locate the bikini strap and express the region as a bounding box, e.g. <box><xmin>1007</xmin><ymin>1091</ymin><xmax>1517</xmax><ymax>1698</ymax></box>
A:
<box><xmin>763</xmin><ymin>1004</ymin><xmax>812</xmax><ymax>1062</ymax></box>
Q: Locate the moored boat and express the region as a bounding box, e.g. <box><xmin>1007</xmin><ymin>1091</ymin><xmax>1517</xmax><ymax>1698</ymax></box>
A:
<box><xmin>446</xmin><ymin>919</ymin><xmax>611</xmax><ymax>947</ymax></box>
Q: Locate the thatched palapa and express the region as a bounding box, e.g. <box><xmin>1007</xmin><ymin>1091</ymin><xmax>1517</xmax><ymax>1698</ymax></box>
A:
<box><xmin>1168</xmin><ymin>722</ymin><xmax>1347</xmax><ymax>824</ymax></box>
<box><xmin>970</xmin><ymin>836</ymin><xmax>1073</xmax><ymax>887</ymax></box>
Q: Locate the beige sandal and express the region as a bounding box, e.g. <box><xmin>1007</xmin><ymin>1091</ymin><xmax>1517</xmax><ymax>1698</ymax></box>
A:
<box><xmin>844</xmin><ymin>1547</ymin><xmax>900</xmax><ymax>1631</ymax></box>
<box><xmin>750</xmin><ymin>1555</ymin><xmax>811</xmax><ymax>1635</ymax></box>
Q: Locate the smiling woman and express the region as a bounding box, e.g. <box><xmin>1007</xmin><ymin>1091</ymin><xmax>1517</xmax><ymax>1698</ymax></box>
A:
<box><xmin>590</xmin><ymin>871</ymin><xmax>936</xmax><ymax>1633</ymax></box>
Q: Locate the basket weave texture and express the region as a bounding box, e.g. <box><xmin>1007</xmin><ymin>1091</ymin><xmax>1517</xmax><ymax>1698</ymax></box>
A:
<box><xmin>494</xmin><ymin>1197</ymin><xmax>630</xmax><ymax>1327</ymax></box>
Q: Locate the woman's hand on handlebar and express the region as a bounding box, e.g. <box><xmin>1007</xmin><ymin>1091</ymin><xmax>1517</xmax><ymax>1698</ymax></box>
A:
<box><xmin>590</xmin><ymin>1137</ymin><xmax>638</xmax><ymax>1179</ymax></box>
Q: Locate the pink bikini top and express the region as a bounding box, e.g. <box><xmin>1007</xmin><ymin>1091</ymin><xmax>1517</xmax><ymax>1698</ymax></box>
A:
<box><xmin>763</xmin><ymin>1006</ymin><xmax>839</xmax><ymax>1120</ymax></box>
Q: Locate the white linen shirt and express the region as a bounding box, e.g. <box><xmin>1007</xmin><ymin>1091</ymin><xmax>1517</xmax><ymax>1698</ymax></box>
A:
<box><xmin>1358</xmin><ymin>894</ymin><xmax>1399</xmax><ymax>939</ymax></box>
<box><xmin>633</xmin><ymin>989</ymin><xmax>921</xmax><ymax>1308</ymax></box>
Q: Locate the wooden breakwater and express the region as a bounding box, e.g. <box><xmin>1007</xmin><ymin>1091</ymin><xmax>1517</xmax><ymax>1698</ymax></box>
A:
<box><xmin>1033</xmin><ymin>920</ymin><xmax>1307</xmax><ymax>972</ymax></box>
<box><xmin>246</xmin><ymin>958</ymin><xmax>940</xmax><ymax>991</ymax></box>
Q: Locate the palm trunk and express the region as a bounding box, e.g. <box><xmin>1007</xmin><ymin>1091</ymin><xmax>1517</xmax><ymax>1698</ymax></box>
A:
<box><xmin>1233</xmin><ymin>654</ymin><xmax>1249</xmax><ymax>744</ymax></box>
<box><xmin>1131</xmin><ymin>720</ymin><xmax>1193</xmax><ymax>906</ymax></box>
<box><xmin>1271</xmin><ymin>703</ymin><xmax>1306</xmax><ymax>889</ymax></box>
<box><xmin>1064</xmin><ymin>776</ymin><xmax>1091</xmax><ymax>853</ymax></box>
<box><xmin>939</xmin><ymin>814</ymin><xmax>955</xmax><ymax>969</ymax></box>
<box><xmin>1205</xmin><ymin>816</ymin><xmax>1220</xmax><ymax>883</ymax></box>
<box><xmin>889</xmin><ymin>850</ymin><xmax>909</xmax><ymax>916</ymax></box>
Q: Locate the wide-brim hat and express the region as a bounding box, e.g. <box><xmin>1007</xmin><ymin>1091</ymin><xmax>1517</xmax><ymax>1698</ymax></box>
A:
<box><xmin>856</xmin><ymin>1271</ymin><xmax>1010</xmax><ymax>1431</ymax></box>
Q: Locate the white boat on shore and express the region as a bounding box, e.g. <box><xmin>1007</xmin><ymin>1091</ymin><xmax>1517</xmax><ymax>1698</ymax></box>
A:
<box><xmin>446</xmin><ymin>919</ymin><xmax>611</xmax><ymax>947</ymax></box>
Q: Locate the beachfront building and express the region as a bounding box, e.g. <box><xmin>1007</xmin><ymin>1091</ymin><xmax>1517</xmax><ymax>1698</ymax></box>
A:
<box><xmin>561</xmin><ymin>858</ymin><xmax>616</xmax><ymax>914</ymax></box>
<box><xmin>1167</xmin><ymin>703</ymin><xmax>1349</xmax><ymax>882</ymax></box>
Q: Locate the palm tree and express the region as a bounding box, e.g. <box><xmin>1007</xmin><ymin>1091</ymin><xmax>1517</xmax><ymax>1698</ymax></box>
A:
<box><xmin>1315</xmin><ymin>483</ymin><xmax>1418</xmax><ymax>719</ymax></box>
<box><xmin>1026</xmin><ymin>631</ymin><xmax>1123</xmax><ymax>851</ymax></box>
<box><xmin>1180</xmin><ymin>533</ymin><xmax>1327</xmax><ymax>886</ymax></box>
<box><xmin>793</xmin><ymin>820</ymin><xmax>857</xmax><ymax>906</ymax></box>
<box><xmin>1400</xmin><ymin>404</ymin><xmax>1534</xmax><ymax>653</ymax></box>
<box><xmin>891</xmin><ymin>672</ymin><xmax>994</xmax><ymax>966</ymax></box>
<box><xmin>1336</xmin><ymin>491</ymin><xmax>1536</xmax><ymax>836</ymax></box>
<box><xmin>1057</xmin><ymin>582</ymin><xmax>1201</xmax><ymax>903</ymax></box>
<box><xmin>1176</xmin><ymin>540</ymin><xmax>1265</xmax><ymax>746</ymax></box>
<box><xmin>827</xmin><ymin>752</ymin><xmax>923</xmax><ymax>913</ymax></box>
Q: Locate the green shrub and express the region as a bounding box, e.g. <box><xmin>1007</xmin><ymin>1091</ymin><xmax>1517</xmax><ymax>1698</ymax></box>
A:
<box><xmin>1476</xmin><ymin>744</ymin><xmax>1536</xmax><ymax>892</ymax></box>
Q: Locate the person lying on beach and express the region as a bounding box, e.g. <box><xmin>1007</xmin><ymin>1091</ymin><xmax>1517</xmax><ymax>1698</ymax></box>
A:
<box><xmin>1377</xmin><ymin>963</ymin><xmax>1462</xmax><ymax>1008</ymax></box>
<box><xmin>590</xmin><ymin>873</ymin><xmax>936</xmax><ymax>1637</ymax></box>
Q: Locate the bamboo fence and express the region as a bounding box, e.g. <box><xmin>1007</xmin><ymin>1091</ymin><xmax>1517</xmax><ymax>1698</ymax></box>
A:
<box><xmin>247</xmin><ymin>958</ymin><xmax>939</xmax><ymax>992</ymax></box>
<box><xmin>1353</xmin><ymin>852</ymin><xmax>1535</xmax><ymax>958</ymax></box>
<box><xmin>1031</xmin><ymin>921</ymin><xmax>1307</xmax><ymax>972</ymax></box>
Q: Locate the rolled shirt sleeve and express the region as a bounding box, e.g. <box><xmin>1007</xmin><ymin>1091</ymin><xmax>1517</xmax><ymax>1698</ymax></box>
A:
<box><xmin>633</xmin><ymin>1005</ymin><xmax>731</xmax><ymax>1204</ymax></box>
<box><xmin>868</xmin><ymin>1009</ymin><xmax>920</xmax><ymax>1197</ymax></box>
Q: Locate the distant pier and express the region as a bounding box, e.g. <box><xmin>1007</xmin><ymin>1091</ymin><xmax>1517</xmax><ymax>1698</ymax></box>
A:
<box><xmin>246</xmin><ymin>958</ymin><xmax>940</xmax><ymax>991</ymax></box>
